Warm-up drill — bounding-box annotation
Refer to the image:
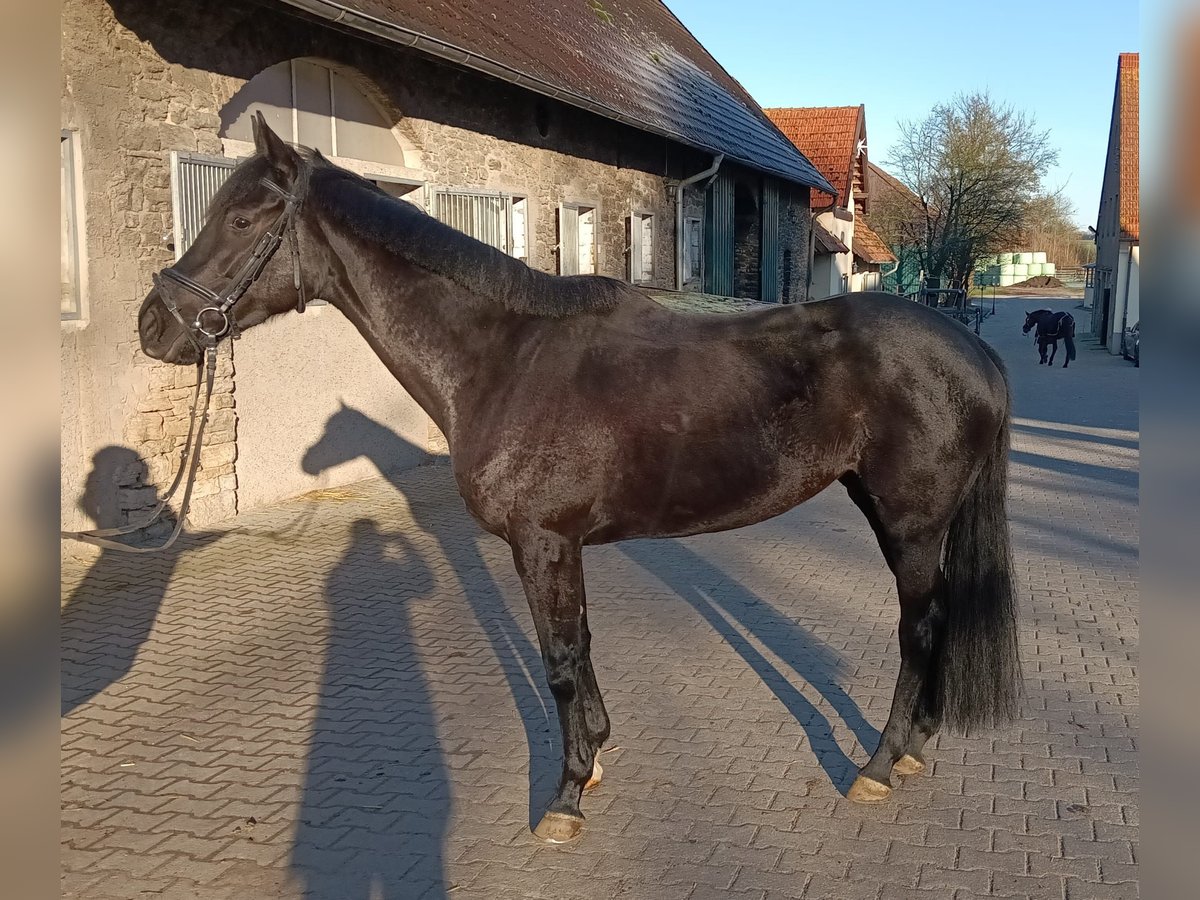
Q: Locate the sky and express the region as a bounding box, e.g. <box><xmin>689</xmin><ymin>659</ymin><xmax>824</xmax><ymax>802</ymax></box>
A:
<box><xmin>665</xmin><ymin>0</ymin><xmax>1140</xmax><ymax>228</ymax></box>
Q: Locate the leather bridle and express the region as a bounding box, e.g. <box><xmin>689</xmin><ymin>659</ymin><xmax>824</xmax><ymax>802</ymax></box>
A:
<box><xmin>153</xmin><ymin>167</ymin><xmax>311</xmax><ymax>352</ymax></box>
<box><xmin>61</xmin><ymin>165</ymin><xmax>311</xmax><ymax>553</ymax></box>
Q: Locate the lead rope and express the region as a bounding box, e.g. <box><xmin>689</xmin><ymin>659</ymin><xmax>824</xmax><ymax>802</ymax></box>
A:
<box><xmin>60</xmin><ymin>347</ymin><xmax>218</xmax><ymax>553</ymax></box>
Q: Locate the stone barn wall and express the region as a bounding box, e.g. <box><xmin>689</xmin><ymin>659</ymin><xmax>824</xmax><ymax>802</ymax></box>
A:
<box><xmin>60</xmin><ymin>0</ymin><xmax>815</xmax><ymax>549</ymax></box>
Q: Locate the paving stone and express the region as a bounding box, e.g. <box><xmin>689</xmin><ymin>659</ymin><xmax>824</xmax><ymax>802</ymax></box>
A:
<box><xmin>61</xmin><ymin>300</ymin><xmax>1138</xmax><ymax>898</ymax></box>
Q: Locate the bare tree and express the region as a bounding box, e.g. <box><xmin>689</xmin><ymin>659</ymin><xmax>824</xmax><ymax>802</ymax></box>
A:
<box><xmin>1021</xmin><ymin>191</ymin><xmax>1097</xmax><ymax>267</ymax></box>
<box><xmin>882</xmin><ymin>93</ymin><xmax>1059</xmax><ymax>287</ymax></box>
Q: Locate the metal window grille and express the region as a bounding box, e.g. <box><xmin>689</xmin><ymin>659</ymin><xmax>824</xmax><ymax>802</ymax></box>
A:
<box><xmin>434</xmin><ymin>189</ymin><xmax>512</xmax><ymax>253</ymax></box>
<box><xmin>170</xmin><ymin>151</ymin><xmax>236</xmax><ymax>259</ymax></box>
<box><xmin>61</xmin><ymin>132</ymin><xmax>81</xmax><ymax>320</ymax></box>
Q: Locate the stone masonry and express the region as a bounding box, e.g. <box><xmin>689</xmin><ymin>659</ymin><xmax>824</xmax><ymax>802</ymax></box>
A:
<box><xmin>61</xmin><ymin>0</ymin><xmax>815</xmax><ymax>544</ymax></box>
<box><xmin>61</xmin><ymin>299</ymin><xmax>1137</xmax><ymax>899</ymax></box>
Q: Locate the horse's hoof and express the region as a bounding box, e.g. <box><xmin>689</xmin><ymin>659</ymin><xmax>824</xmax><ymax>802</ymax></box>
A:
<box><xmin>847</xmin><ymin>775</ymin><xmax>893</xmax><ymax>803</ymax></box>
<box><xmin>584</xmin><ymin>757</ymin><xmax>603</xmax><ymax>793</ymax></box>
<box><xmin>533</xmin><ymin>812</ymin><xmax>586</xmax><ymax>844</ymax></box>
<box><xmin>892</xmin><ymin>754</ymin><xmax>926</xmax><ymax>776</ymax></box>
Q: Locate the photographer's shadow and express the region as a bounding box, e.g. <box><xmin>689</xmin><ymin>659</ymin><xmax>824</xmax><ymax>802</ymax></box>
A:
<box><xmin>301</xmin><ymin>405</ymin><xmax>557</xmax><ymax>826</ymax></box>
<box><xmin>290</xmin><ymin>518</ymin><xmax>449</xmax><ymax>899</ymax></box>
<box><xmin>61</xmin><ymin>446</ymin><xmax>224</xmax><ymax>717</ymax></box>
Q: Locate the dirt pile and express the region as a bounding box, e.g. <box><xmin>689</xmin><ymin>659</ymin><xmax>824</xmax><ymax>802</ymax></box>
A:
<box><xmin>1014</xmin><ymin>275</ymin><xmax>1066</xmax><ymax>288</ymax></box>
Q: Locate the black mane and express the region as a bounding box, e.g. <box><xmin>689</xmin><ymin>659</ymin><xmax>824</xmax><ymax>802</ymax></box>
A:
<box><xmin>309</xmin><ymin>157</ymin><xmax>631</xmax><ymax>318</ymax></box>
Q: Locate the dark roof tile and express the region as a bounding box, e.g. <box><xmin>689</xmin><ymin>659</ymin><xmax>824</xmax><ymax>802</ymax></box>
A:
<box><xmin>280</xmin><ymin>0</ymin><xmax>833</xmax><ymax>192</ymax></box>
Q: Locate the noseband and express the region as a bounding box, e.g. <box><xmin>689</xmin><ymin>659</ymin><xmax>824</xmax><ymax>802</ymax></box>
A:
<box><xmin>153</xmin><ymin>165</ymin><xmax>311</xmax><ymax>351</ymax></box>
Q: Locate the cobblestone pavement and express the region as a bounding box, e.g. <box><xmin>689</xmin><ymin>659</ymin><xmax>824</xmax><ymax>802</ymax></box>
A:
<box><xmin>61</xmin><ymin>297</ymin><xmax>1138</xmax><ymax>899</ymax></box>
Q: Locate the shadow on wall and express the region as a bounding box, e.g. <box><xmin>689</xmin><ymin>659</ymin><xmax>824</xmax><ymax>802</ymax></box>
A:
<box><xmin>301</xmin><ymin>405</ymin><xmax>559</xmax><ymax>828</ymax></box>
<box><xmin>61</xmin><ymin>446</ymin><xmax>225</xmax><ymax>716</ymax></box>
<box><xmin>290</xmin><ymin>517</ymin><xmax>449</xmax><ymax>899</ymax></box>
<box><xmin>618</xmin><ymin>540</ymin><xmax>879</xmax><ymax>792</ymax></box>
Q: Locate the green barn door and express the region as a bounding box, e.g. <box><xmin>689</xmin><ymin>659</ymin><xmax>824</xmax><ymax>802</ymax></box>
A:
<box><xmin>704</xmin><ymin>172</ymin><xmax>734</xmax><ymax>296</ymax></box>
<box><xmin>760</xmin><ymin>179</ymin><xmax>781</xmax><ymax>302</ymax></box>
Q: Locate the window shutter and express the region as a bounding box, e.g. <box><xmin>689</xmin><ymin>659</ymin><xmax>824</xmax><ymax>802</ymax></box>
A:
<box><xmin>511</xmin><ymin>198</ymin><xmax>527</xmax><ymax>260</ymax></box>
<box><xmin>640</xmin><ymin>215</ymin><xmax>654</xmax><ymax>282</ymax></box>
<box><xmin>559</xmin><ymin>205</ymin><xmax>580</xmax><ymax>275</ymax></box>
<box><xmin>628</xmin><ymin>215</ymin><xmax>641</xmax><ymax>282</ymax></box>
<box><xmin>577</xmin><ymin>207</ymin><xmax>595</xmax><ymax>274</ymax></box>
<box><xmin>170</xmin><ymin>152</ymin><xmax>237</xmax><ymax>259</ymax></box>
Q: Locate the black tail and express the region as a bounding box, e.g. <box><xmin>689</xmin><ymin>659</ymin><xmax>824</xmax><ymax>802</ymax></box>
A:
<box><xmin>1064</xmin><ymin>318</ymin><xmax>1077</xmax><ymax>363</ymax></box>
<box><xmin>938</xmin><ymin>383</ymin><xmax>1022</xmax><ymax>734</ymax></box>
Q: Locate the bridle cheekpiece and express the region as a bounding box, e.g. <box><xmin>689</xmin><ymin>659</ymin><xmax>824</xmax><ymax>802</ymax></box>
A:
<box><xmin>152</xmin><ymin>164</ymin><xmax>311</xmax><ymax>352</ymax></box>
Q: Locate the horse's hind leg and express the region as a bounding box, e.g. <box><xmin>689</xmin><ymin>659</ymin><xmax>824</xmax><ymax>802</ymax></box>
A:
<box><xmin>509</xmin><ymin>524</ymin><xmax>610</xmax><ymax>843</ymax></box>
<box><xmin>841</xmin><ymin>475</ymin><xmax>947</xmax><ymax>800</ymax></box>
<box><xmin>849</xmin><ymin>535</ymin><xmax>945</xmax><ymax>800</ymax></box>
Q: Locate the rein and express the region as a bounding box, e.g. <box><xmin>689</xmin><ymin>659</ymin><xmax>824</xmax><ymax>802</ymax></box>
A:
<box><xmin>61</xmin><ymin>166</ymin><xmax>310</xmax><ymax>553</ymax></box>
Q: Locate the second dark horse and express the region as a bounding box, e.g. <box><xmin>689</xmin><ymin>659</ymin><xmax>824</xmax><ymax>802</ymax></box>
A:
<box><xmin>136</xmin><ymin>116</ymin><xmax>1022</xmax><ymax>843</ymax></box>
<box><xmin>1023</xmin><ymin>308</ymin><xmax>1077</xmax><ymax>368</ymax></box>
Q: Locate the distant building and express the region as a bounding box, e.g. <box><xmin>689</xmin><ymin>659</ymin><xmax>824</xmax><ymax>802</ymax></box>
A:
<box><xmin>865</xmin><ymin>161</ymin><xmax>923</xmax><ymax>294</ymax></box>
<box><xmin>1091</xmin><ymin>53</ymin><xmax>1139</xmax><ymax>353</ymax></box>
<box><xmin>766</xmin><ymin>105</ymin><xmax>895</xmax><ymax>298</ymax></box>
<box><xmin>60</xmin><ymin>0</ymin><xmax>832</xmax><ymax>542</ymax></box>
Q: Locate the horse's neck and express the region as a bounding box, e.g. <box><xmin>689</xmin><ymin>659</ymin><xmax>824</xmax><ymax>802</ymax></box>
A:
<box><xmin>311</xmin><ymin>205</ymin><xmax>512</xmax><ymax>440</ymax></box>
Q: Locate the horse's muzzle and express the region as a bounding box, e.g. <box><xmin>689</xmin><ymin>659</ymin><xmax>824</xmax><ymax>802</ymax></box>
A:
<box><xmin>137</xmin><ymin>290</ymin><xmax>201</xmax><ymax>366</ymax></box>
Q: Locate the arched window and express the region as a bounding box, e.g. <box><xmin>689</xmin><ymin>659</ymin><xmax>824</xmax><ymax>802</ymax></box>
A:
<box><xmin>170</xmin><ymin>60</ymin><xmax>422</xmax><ymax>258</ymax></box>
<box><xmin>220</xmin><ymin>59</ymin><xmax>414</xmax><ymax>170</ymax></box>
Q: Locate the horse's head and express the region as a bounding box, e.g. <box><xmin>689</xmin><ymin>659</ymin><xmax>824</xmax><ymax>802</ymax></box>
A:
<box><xmin>138</xmin><ymin>114</ymin><xmax>315</xmax><ymax>365</ymax></box>
<box><xmin>1022</xmin><ymin>310</ymin><xmax>1043</xmax><ymax>334</ymax></box>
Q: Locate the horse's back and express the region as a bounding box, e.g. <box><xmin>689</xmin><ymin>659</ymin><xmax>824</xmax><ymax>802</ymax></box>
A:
<box><xmin>452</xmin><ymin>290</ymin><xmax>1009</xmax><ymax>542</ymax></box>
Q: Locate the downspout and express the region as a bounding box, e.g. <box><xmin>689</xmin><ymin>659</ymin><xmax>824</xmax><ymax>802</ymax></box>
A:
<box><xmin>676</xmin><ymin>153</ymin><xmax>724</xmax><ymax>290</ymax></box>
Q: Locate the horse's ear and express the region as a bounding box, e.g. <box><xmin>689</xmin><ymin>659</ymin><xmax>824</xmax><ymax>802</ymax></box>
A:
<box><xmin>251</xmin><ymin>111</ymin><xmax>300</xmax><ymax>181</ymax></box>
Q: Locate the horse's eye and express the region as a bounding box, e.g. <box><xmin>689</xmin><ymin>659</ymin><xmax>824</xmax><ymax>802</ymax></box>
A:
<box><xmin>232</xmin><ymin>215</ymin><xmax>251</xmax><ymax>230</ymax></box>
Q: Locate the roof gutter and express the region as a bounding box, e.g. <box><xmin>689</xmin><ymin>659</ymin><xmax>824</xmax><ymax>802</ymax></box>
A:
<box><xmin>675</xmin><ymin>153</ymin><xmax>724</xmax><ymax>290</ymax></box>
<box><xmin>272</xmin><ymin>0</ymin><xmax>831</xmax><ymax>193</ymax></box>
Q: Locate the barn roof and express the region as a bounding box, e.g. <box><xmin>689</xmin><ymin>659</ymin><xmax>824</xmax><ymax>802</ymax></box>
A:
<box><xmin>765</xmin><ymin>105</ymin><xmax>865</xmax><ymax>207</ymax></box>
<box><xmin>1116</xmin><ymin>53</ymin><xmax>1139</xmax><ymax>241</ymax></box>
<box><xmin>275</xmin><ymin>0</ymin><xmax>834</xmax><ymax>193</ymax></box>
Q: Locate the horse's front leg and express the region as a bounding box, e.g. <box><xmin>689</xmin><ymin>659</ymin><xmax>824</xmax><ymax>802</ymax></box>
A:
<box><xmin>510</xmin><ymin>523</ymin><xmax>610</xmax><ymax>843</ymax></box>
<box><xmin>1048</xmin><ymin>340</ymin><xmax>1057</xmax><ymax>366</ymax></box>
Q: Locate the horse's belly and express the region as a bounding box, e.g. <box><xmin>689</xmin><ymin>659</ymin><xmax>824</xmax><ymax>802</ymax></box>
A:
<box><xmin>584</xmin><ymin>456</ymin><xmax>842</xmax><ymax>544</ymax></box>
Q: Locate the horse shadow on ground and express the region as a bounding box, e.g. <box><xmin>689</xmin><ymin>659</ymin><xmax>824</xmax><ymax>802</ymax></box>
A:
<box><xmin>618</xmin><ymin>540</ymin><xmax>879</xmax><ymax>791</ymax></box>
<box><xmin>304</xmin><ymin>406</ymin><xmax>876</xmax><ymax>798</ymax></box>
<box><xmin>289</xmin><ymin>517</ymin><xmax>450</xmax><ymax>899</ymax></box>
<box><xmin>300</xmin><ymin>406</ymin><xmax>558</xmax><ymax>832</ymax></box>
<box><xmin>61</xmin><ymin>446</ymin><xmax>224</xmax><ymax>717</ymax></box>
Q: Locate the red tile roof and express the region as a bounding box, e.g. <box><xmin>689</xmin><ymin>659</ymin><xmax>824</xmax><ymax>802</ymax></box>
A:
<box><xmin>275</xmin><ymin>1</ymin><xmax>832</xmax><ymax>192</ymax></box>
<box><xmin>1117</xmin><ymin>53</ymin><xmax>1139</xmax><ymax>241</ymax></box>
<box><xmin>764</xmin><ymin>106</ymin><xmax>865</xmax><ymax>207</ymax></box>
<box><xmin>852</xmin><ymin>218</ymin><xmax>896</xmax><ymax>265</ymax></box>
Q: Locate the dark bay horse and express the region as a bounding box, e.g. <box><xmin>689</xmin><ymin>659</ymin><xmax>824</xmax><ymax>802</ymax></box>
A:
<box><xmin>1023</xmin><ymin>308</ymin><xmax>1077</xmax><ymax>368</ymax></box>
<box><xmin>137</xmin><ymin>115</ymin><xmax>1021</xmax><ymax>843</ymax></box>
